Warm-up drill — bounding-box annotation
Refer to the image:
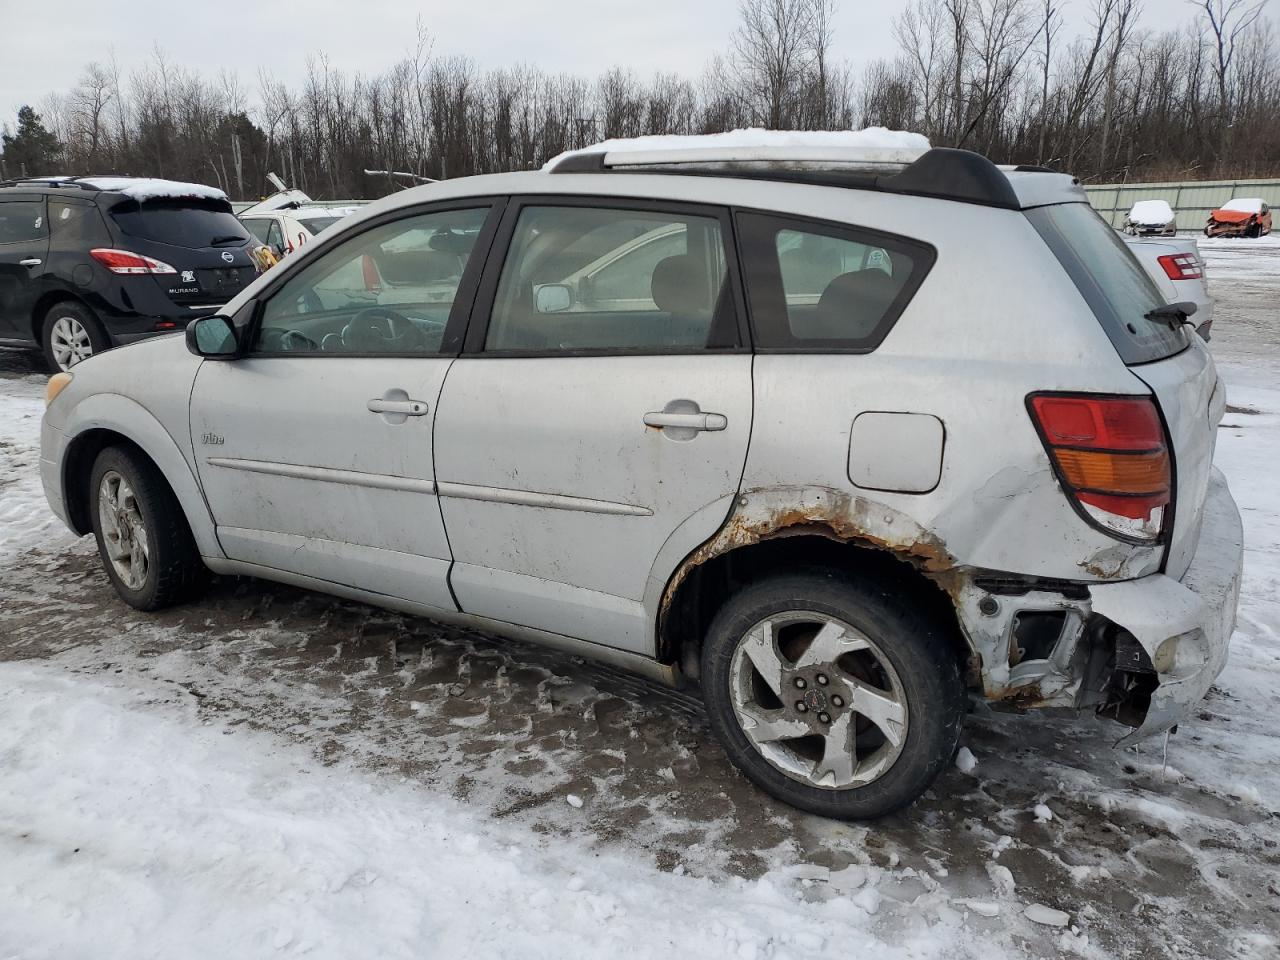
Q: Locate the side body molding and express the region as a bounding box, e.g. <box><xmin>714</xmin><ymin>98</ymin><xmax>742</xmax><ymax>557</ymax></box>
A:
<box><xmin>59</xmin><ymin>392</ymin><xmax>224</xmax><ymax>559</ymax></box>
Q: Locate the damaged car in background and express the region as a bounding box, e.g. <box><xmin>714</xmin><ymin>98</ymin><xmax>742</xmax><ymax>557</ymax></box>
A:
<box><xmin>1205</xmin><ymin>197</ymin><xmax>1272</xmax><ymax>237</ymax></box>
<box><xmin>38</xmin><ymin>131</ymin><xmax>1243</xmax><ymax>819</ymax></box>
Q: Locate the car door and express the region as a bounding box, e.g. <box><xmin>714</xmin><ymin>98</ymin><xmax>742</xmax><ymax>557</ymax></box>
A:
<box><xmin>433</xmin><ymin>198</ymin><xmax>753</xmax><ymax>654</ymax></box>
<box><xmin>189</xmin><ymin>200</ymin><xmax>501</xmax><ymax>609</ymax></box>
<box><xmin>0</xmin><ymin>195</ymin><xmax>49</xmax><ymax>341</ymax></box>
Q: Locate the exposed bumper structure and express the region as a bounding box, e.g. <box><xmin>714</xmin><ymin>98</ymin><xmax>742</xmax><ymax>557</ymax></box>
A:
<box><xmin>1089</xmin><ymin>466</ymin><xmax>1243</xmax><ymax>741</ymax></box>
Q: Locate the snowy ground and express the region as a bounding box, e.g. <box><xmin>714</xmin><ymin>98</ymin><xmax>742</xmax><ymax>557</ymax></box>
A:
<box><xmin>1</xmin><ymin>241</ymin><xmax>1278</xmax><ymax>959</ymax></box>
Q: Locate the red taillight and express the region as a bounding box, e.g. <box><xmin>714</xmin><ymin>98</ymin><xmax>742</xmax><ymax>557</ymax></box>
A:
<box><xmin>1157</xmin><ymin>253</ymin><xmax>1203</xmax><ymax>281</ymax></box>
<box><xmin>1028</xmin><ymin>393</ymin><xmax>1170</xmax><ymax>540</ymax></box>
<box><xmin>90</xmin><ymin>248</ymin><xmax>177</xmax><ymax>275</ymax></box>
<box><xmin>153</xmin><ymin>320</ymin><xmax>180</xmax><ymax>330</ymax></box>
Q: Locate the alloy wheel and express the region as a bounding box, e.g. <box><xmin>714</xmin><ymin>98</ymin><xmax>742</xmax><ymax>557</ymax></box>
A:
<box><xmin>729</xmin><ymin>612</ymin><xmax>909</xmax><ymax>789</ymax></box>
<box><xmin>50</xmin><ymin>316</ymin><xmax>94</xmax><ymax>370</ymax></box>
<box><xmin>97</xmin><ymin>470</ymin><xmax>149</xmax><ymax>591</ymax></box>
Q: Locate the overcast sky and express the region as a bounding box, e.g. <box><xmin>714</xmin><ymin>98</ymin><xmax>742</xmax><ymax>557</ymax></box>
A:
<box><xmin>0</xmin><ymin>0</ymin><xmax>1214</xmax><ymax>124</ymax></box>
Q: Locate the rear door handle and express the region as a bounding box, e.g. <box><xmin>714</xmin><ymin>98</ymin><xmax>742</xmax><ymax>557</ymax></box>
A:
<box><xmin>367</xmin><ymin>398</ymin><xmax>429</xmax><ymax>416</ymax></box>
<box><xmin>19</xmin><ymin>258</ymin><xmax>41</xmax><ymax>267</ymax></box>
<box><xmin>643</xmin><ymin>411</ymin><xmax>727</xmax><ymax>431</ymax></box>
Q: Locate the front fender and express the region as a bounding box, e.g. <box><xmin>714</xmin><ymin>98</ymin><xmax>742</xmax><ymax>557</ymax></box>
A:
<box><xmin>59</xmin><ymin>392</ymin><xmax>223</xmax><ymax>559</ymax></box>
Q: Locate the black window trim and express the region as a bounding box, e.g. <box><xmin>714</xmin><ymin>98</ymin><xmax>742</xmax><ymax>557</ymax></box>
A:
<box><xmin>244</xmin><ymin>196</ymin><xmax>507</xmax><ymax>360</ymax></box>
<box><xmin>732</xmin><ymin>209</ymin><xmax>938</xmax><ymax>355</ymax></box>
<box><xmin>462</xmin><ymin>194</ymin><xmax>752</xmax><ymax>358</ymax></box>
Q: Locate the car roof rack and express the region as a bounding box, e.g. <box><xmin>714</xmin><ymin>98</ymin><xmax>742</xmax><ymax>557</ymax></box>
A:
<box><xmin>549</xmin><ymin>146</ymin><xmax>1023</xmax><ymax>211</ymax></box>
<box><xmin>0</xmin><ymin>175</ymin><xmax>100</xmax><ymax>191</ymax></box>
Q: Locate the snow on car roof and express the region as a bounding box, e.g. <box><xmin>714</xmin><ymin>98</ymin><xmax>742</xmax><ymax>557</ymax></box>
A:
<box><xmin>1128</xmin><ymin>199</ymin><xmax>1174</xmax><ymax>223</ymax></box>
<box><xmin>1222</xmin><ymin>197</ymin><xmax>1265</xmax><ymax>213</ymax></box>
<box><xmin>78</xmin><ymin>177</ymin><xmax>228</xmax><ymax>203</ymax></box>
<box><xmin>544</xmin><ymin>127</ymin><xmax>930</xmax><ymax>171</ymax></box>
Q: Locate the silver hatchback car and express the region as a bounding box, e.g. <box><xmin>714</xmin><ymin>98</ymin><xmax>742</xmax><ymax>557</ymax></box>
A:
<box><xmin>40</xmin><ymin>139</ymin><xmax>1243</xmax><ymax>819</ymax></box>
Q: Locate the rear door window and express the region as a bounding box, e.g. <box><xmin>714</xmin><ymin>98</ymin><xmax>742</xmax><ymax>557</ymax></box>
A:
<box><xmin>736</xmin><ymin>212</ymin><xmax>934</xmax><ymax>351</ymax></box>
<box><xmin>109</xmin><ymin>199</ymin><xmax>251</xmax><ymax>249</ymax></box>
<box><xmin>49</xmin><ymin>200</ymin><xmax>110</xmax><ymax>245</ymax></box>
<box><xmin>481</xmin><ymin>204</ymin><xmax>738</xmax><ymax>353</ymax></box>
<box><xmin>1027</xmin><ymin>203</ymin><xmax>1187</xmax><ymax>364</ymax></box>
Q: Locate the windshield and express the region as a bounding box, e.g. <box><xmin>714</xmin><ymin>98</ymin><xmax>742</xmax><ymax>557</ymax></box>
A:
<box><xmin>109</xmin><ymin>199</ymin><xmax>252</xmax><ymax>250</ymax></box>
<box><xmin>1027</xmin><ymin>203</ymin><xmax>1188</xmax><ymax>364</ymax></box>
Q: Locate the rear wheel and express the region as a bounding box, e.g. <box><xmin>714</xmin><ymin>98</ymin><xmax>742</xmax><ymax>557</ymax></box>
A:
<box><xmin>89</xmin><ymin>446</ymin><xmax>207</xmax><ymax>611</ymax></box>
<box><xmin>700</xmin><ymin>570</ymin><xmax>965</xmax><ymax>819</ymax></box>
<box><xmin>41</xmin><ymin>301</ymin><xmax>109</xmax><ymax>372</ymax></box>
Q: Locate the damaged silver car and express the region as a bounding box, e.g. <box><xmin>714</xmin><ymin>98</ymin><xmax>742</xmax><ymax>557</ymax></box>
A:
<box><xmin>39</xmin><ymin>137</ymin><xmax>1243</xmax><ymax>819</ymax></box>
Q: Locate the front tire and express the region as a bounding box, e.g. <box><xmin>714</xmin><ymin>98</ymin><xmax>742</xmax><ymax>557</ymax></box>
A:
<box><xmin>700</xmin><ymin>570</ymin><xmax>965</xmax><ymax>820</ymax></box>
<box><xmin>89</xmin><ymin>446</ymin><xmax>207</xmax><ymax>611</ymax></box>
<box><xmin>41</xmin><ymin>301</ymin><xmax>109</xmax><ymax>372</ymax></box>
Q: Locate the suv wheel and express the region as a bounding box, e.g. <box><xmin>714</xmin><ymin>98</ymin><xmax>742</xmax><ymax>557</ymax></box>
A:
<box><xmin>42</xmin><ymin>301</ymin><xmax>108</xmax><ymax>372</ymax></box>
<box><xmin>700</xmin><ymin>571</ymin><xmax>965</xmax><ymax>819</ymax></box>
<box><xmin>89</xmin><ymin>446</ymin><xmax>207</xmax><ymax>611</ymax></box>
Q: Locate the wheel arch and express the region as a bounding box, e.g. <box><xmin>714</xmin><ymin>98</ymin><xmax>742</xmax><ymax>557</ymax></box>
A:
<box><xmin>31</xmin><ymin>291</ymin><xmax>96</xmax><ymax>343</ymax></box>
<box><xmin>60</xmin><ymin>395</ymin><xmax>222</xmax><ymax>559</ymax></box>
<box><xmin>653</xmin><ymin>486</ymin><xmax>977</xmax><ymax>687</ymax></box>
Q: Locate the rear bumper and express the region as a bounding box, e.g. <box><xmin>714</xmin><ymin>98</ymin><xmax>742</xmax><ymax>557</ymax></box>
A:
<box><xmin>1089</xmin><ymin>467</ymin><xmax>1243</xmax><ymax>741</ymax></box>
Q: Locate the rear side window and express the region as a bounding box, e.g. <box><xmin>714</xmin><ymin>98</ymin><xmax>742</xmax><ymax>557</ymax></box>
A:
<box><xmin>0</xmin><ymin>200</ymin><xmax>47</xmax><ymax>243</ymax></box>
<box><xmin>1027</xmin><ymin>203</ymin><xmax>1187</xmax><ymax>364</ymax></box>
<box><xmin>736</xmin><ymin>212</ymin><xmax>934</xmax><ymax>351</ymax></box>
<box><xmin>109</xmin><ymin>199</ymin><xmax>251</xmax><ymax>249</ymax></box>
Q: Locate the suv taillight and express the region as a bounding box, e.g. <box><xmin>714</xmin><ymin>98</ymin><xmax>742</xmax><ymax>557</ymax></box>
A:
<box><xmin>90</xmin><ymin>248</ymin><xmax>177</xmax><ymax>275</ymax></box>
<box><xmin>1157</xmin><ymin>253</ymin><xmax>1202</xmax><ymax>281</ymax></box>
<box><xmin>1028</xmin><ymin>393</ymin><xmax>1171</xmax><ymax>542</ymax></box>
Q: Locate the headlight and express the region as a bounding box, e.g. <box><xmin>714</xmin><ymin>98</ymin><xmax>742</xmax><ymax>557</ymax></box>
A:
<box><xmin>45</xmin><ymin>372</ymin><xmax>73</xmax><ymax>407</ymax></box>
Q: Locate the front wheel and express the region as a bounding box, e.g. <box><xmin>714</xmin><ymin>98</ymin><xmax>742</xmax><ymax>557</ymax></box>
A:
<box><xmin>89</xmin><ymin>446</ymin><xmax>207</xmax><ymax>611</ymax></box>
<box><xmin>700</xmin><ymin>571</ymin><xmax>965</xmax><ymax>819</ymax></box>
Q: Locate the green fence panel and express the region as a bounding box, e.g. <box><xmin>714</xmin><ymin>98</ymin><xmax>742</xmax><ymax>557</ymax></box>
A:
<box><xmin>1084</xmin><ymin>177</ymin><xmax>1280</xmax><ymax>229</ymax></box>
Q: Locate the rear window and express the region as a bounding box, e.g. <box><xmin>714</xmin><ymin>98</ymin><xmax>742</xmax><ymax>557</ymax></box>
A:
<box><xmin>109</xmin><ymin>199</ymin><xmax>252</xmax><ymax>250</ymax></box>
<box><xmin>1027</xmin><ymin>203</ymin><xmax>1187</xmax><ymax>364</ymax></box>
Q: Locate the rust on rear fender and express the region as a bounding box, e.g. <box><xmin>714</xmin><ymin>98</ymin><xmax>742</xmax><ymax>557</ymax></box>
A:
<box><xmin>658</xmin><ymin>485</ymin><xmax>1100</xmax><ymax>708</ymax></box>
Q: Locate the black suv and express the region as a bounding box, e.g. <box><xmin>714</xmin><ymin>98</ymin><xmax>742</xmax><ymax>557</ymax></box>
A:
<box><xmin>0</xmin><ymin>176</ymin><xmax>260</xmax><ymax>371</ymax></box>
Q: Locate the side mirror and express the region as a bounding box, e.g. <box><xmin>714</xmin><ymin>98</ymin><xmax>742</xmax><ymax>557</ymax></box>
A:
<box><xmin>534</xmin><ymin>283</ymin><xmax>572</xmax><ymax>314</ymax></box>
<box><xmin>186</xmin><ymin>314</ymin><xmax>240</xmax><ymax>359</ymax></box>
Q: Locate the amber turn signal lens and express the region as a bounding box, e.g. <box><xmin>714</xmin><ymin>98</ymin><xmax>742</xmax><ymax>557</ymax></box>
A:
<box><xmin>1052</xmin><ymin>448</ymin><xmax>1170</xmax><ymax>495</ymax></box>
<box><xmin>45</xmin><ymin>372</ymin><xmax>73</xmax><ymax>407</ymax></box>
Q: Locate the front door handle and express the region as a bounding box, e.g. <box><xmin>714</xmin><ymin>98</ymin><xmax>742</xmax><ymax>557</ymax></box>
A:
<box><xmin>643</xmin><ymin>411</ymin><xmax>727</xmax><ymax>431</ymax></box>
<box><xmin>19</xmin><ymin>258</ymin><xmax>41</xmax><ymax>267</ymax></box>
<box><xmin>367</xmin><ymin>398</ymin><xmax>429</xmax><ymax>416</ymax></box>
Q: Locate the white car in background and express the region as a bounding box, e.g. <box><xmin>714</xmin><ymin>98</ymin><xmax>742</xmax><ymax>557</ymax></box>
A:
<box><xmin>240</xmin><ymin>205</ymin><xmax>360</xmax><ymax>260</ymax></box>
<box><xmin>1123</xmin><ymin>199</ymin><xmax>1176</xmax><ymax>236</ymax></box>
<box><xmin>1123</xmin><ymin>234</ymin><xmax>1214</xmax><ymax>340</ymax></box>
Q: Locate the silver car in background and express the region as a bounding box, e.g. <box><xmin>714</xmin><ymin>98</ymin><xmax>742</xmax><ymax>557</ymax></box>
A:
<box><xmin>39</xmin><ymin>137</ymin><xmax>1243</xmax><ymax>819</ymax></box>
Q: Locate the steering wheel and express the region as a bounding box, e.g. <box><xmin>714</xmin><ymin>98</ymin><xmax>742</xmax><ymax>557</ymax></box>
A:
<box><xmin>297</xmin><ymin>289</ymin><xmax>325</xmax><ymax>314</ymax></box>
<box><xmin>257</xmin><ymin>326</ymin><xmax>320</xmax><ymax>352</ymax></box>
<box><xmin>343</xmin><ymin>307</ymin><xmax>429</xmax><ymax>351</ymax></box>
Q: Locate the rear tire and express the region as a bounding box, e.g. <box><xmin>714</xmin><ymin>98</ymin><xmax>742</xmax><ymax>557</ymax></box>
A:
<box><xmin>41</xmin><ymin>301</ymin><xmax>109</xmax><ymax>373</ymax></box>
<box><xmin>700</xmin><ymin>569</ymin><xmax>965</xmax><ymax>820</ymax></box>
<box><xmin>89</xmin><ymin>446</ymin><xmax>207</xmax><ymax>611</ymax></box>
